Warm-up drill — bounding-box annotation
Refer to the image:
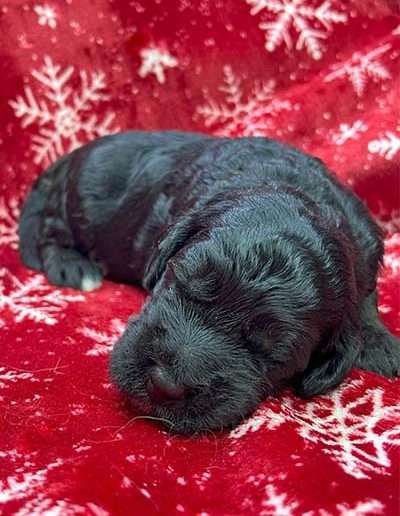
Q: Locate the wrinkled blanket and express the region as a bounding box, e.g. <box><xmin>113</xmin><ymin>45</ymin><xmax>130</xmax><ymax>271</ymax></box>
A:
<box><xmin>0</xmin><ymin>1</ymin><xmax>399</xmax><ymax>514</ymax></box>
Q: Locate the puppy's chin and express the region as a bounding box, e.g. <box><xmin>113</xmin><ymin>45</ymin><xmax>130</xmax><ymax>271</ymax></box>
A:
<box><xmin>117</xmin><ymin>384</ymin><xmax>269</xmax><ymax>436</ymax></box>
<box><xmin>156</xmin><ymin>412</ymin><xmax>232</xmax><ymax>436</ymax></box>
<box><xmin>126</xmin><ymin>397</ymin><xmax>152</xmax><ymax>416</ymax></box>
<box><xmin>116</xmin><ymin>385</ymin><xmax>263</xmax><ymax>435</ymax></box>
<box><xmin>149</xmin><ymin>400</ymin><xmax>260</xmax><ymax>436</ymax></box>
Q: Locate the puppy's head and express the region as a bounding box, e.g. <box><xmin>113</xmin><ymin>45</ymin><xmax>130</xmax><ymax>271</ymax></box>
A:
<box><xmin>110</xmin><ymin>201</ymin><xmax>361</xmax><ymax>434</ymax></box>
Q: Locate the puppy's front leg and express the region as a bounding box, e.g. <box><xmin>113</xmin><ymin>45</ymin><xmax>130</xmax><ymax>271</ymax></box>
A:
<box><xmin>356</xmin><ymin>291</ymin><xmax>400</xmax><ymax>377</ymax></box>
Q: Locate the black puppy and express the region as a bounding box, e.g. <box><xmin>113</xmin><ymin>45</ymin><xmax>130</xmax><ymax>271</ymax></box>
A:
<box><xmin>19</xmin><ymin>131</ymin><xmax>400</xmax><ymax>434</ymax></box>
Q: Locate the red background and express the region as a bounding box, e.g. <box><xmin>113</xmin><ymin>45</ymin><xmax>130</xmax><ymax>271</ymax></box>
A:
<box><xmin>0</xmin><ymin>1</ymin><xmax>399</xmax><ymax>514</ymax></box>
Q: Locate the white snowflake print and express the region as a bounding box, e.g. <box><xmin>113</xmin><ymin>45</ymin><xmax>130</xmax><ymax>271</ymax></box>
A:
<box><xmin>10</xmin><ymin>496</ymin><xmax>88</xmax><ymax>516</ymax></box>
<box><xmin>325</xmin><ymin>44</ymin><xmax>392</xmax><ymax>96</ymax></box>
<box><xmin>375</xmin><ymin>206</ymin><xmax>400</xmax><ymax>235</ymax></box>
<box><xmin>0</xmin><ymin>197</ymin><xmax>19</xmax><ymax>250</ymax></box>
<box><xmin>0</xmin><ymin>446</ymin><xmax>106</xmax><ymax>515</ymax></box>
<box><xmin>9</xmin><ymin>56</ymin><xmax>118</xmax><ymax>166</ymax></box>
<box><xmin>197</xmin><ymin>65</ymin><xmax>292</xmax><ymax>136</ymax></box>
<box><xmin>33</xmin><ymin>4</ymin><xmax>57</xmax><ymax>29</ymax></box>
<box><xmin>230</xmin><ymin>379</ymin><xmax>400</xmax><ymax>479</ymax></box>
<box><xmin>246</xmin><ymin>0</ymin><xmax>347</xmax><ymax>60</ymax></box>
<box><xmin>0</xmin><ymin>367</ymin><xmax>34</xmax><ymax>389</ymax></box>
<box><xmin>77</xmin><ymin>318</ymin><xmax>126</xmax><ymax>356</ymax></box>
<box><xmin>230</xmin><ymin>398</ymin><xmax>289</xmax><ymax>439</ymax></box>
<box><xmin>0</xmin><ymin>459</ymin><xmax>64</xmax><ymax>505</ymax></box>
<box><xmin>331</xmin><ymin>120</ymin><xmax>368</xmax><ymax>145</ymax></box>
<box><xmin>375</xmin><ymin>208</ymin><xmax>400</xmax><ymax>301</ymax></box>
<box><xmin>382</xmin><ymin>233</ymin><xmax>400</xmax><ymax>278</ymax></box>
<box><xmin>138</xmin><ymin>46</ymin><xmax>178</xmax><ymax>84</ymax></box>
<box><xmin>368</xmin><ymin>131</ymin><xmax>400</xmax><ymax>160</ymax></box>
<box><xmin>178</xmin><ymin>0</ymin><xmax>191</xmax><ymax>11</ymax></box>
<box><xmin>0</xmin><ymin>269</ymin><xmax>84</xmax><ymax>326</ymax></box>
<box><xmin>296</xmin><ymin>384</ymin><xmax>400</xmax><ymax>479</ymax></box>
<box><xmin>335</xmin><ymin>499</ymin><xmax>384</xmax><ymax>516</ymax></box>
<box><xmin>392</xmin><ymin>24</ymin><xmax>400</xmax><ymax>36</ymax></box>
<box><xmin>15</xmin><ymin>497</ymin><xmax>108</xmax><ymax>516</ymax></box>
<box><xmin>261</xmin><ymin>485</ymin><xmax>299</xmax><ymax>516</ymax></box>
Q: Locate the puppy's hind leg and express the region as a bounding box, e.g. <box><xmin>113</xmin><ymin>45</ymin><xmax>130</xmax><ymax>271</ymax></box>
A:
<box><xmin>19</xmin><ymin>155</ymin><xmax>103</xmax><ymax>292</ymax></box>
<box><xmin>41</xmin><ymin>245</ymin><xmax>103</xmax><ymax>292</ymax></box>
<box><xmin>355</xmin><ymin>291</ymin><xmax>400</xmax><ymax>377</ymax></box>
<box><xmin>39</xmin><ymin>213</ymin><xmax>103</xmax><ymax>292</ymax></box>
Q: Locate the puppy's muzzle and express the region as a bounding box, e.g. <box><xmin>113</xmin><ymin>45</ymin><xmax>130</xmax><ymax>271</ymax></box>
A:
<box><xmin>146</xmin><ymin>366</ymin><xmax>189</xmax><ymax>404</ymax></box>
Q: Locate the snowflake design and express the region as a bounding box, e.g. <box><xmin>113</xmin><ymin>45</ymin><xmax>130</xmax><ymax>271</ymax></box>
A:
<box><xmin>246</xmin><ymin>0</ymin><xmax>347</xmax><ymax>60</ymax></box>
<box><xmin>375</xmin><ymin>206</ymin><xmax>400</xmax><ymax>235</ymax></box>
<box><xmin>178</xmin><ymin>0</ymin><xmax>191</xmax><ymax>11</ymax></box>
<box><xmin>0</xmin><ymin>444</ymin><xmax>106</xmax><ymax>514</ymax></box>
<box><xmin>138</xmin><ymin>46</ymin><xmax>178</xmax><ymax>84</ymax></box>
<box><xmin>0</xmin><ymin>197</ymin><xmax>19</xmax><ymax>250</ymax></box>
<box><xmin>0</xmin><ymin>269</ymin><xmax>84</xmax><ymax>325</ymax></box>
<box><xmin>297</xmin><ymin>385</ymin><xmax>400</xmax><ymax>479</ymax></box>
<box><xmin>230</xmin><ymin>398</ymin><xmax>289</xmax><ymax>438</ymax></box>
<box><xmin>0</xmin><ymin>459</ymin><xmax>64</xmax><ymax>505</ymax></box>
<box><xmin>197</xmin><ymin>65</ymin><xmax>291</xmax><ymax>136</ymax></box>
<box><xmin>302</xmin><ymin>498</ymin><xmax>385</xmax><ymax>516</ymax></box>
<box><xmin>9</xmin><ymin>56</ymin><xmax>118</xmax><ymax>166</ymax></box>
<box><xmin>375</xmin><ymin>208</ymin><xmax>400</xmax><ymax>298</ymax></box>
<box><xmin>77</xmin><ymin>318</ymin><xmax>126</xmax><ymax>356</ymax></box>
<box><xmin>0</xmin><ymin>367</ymin><xmax>34</xmax><ymax>389</ymax></box>
<box><xmin>325</xmin><ymin>44</ymin><xmax>392</xmax><ymax>96</ymax></box>
<box><xmin>12</xmin><ymin>496</ymin><xmax>89</xmax><ymax>516</ymax></box>
<box><xmin>368</xmin><ymin>131</ymin><xmax>400</xmax><ymax>160</ymax></box>
<box><xmin>230</xmin><ymin>379</ymin><xmax>400</xmax><ymax>479</ymax></box>
<box><xmin>382</xmin><ymin>233</ymin><xmax>400</xmax><ymax>278</ymax></box>
<box><xmin>331</xmin><ymin>120</ymin><xmax>368</xmax><ymax>145</ymax></box>
<box><xmin>393</xmin><ymin>25</ymin><xmax>400</xmax><ymax>36</ymax></box>
<box><xmin>261</xmin><ymin>485</ymin><xmax>299</xmax><ymax>516</ymax></box>
<box><xmin>178</xmin><ymin>0</ymin><xmax>210</xmax><ymax>12</ymax></box>
<box><xmin>0</xmin><ymin>458</ymin><xmax>105</xmax><ymax>515</ymax></box>
<box><xmin>335</xmin><ymin>499</ymin><xmax>384</xmax><ymax>516</ymax></box>
<box><xmin>33</xmin><ymin>4</ymin><xmax>57</xmax><ymax>29</ymax></box>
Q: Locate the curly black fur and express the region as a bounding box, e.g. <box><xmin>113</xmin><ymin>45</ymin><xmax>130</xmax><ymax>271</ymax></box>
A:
<box><xmin>19</xmin><ymin>131</ymin><xmax>400</xmax><ymax>434</ymax></box>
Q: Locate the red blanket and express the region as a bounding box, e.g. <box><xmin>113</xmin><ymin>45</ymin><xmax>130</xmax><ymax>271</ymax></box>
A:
<box><xmin>0</xmin><ymin>1</ymin><xmax>399</xmax><ymax>514</ymax></box>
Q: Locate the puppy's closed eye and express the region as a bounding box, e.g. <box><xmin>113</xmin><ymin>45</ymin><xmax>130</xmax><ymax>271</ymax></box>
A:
<box><xmin>146</xmin><ymin>324</ymin><xmax>168</xmax><ymax>344</ymax></box>
<box><xmin>242</xmin><ymin>314</ymin><xmax>280</xmax><ymax>352</ymax></box>
<box><xmin>175</xmin><ymin>264</ymin><xmax>222</xmax><ymax>303</ymax></box>
<box><xmin>152</xmin><ymin>323</ymin><xmax>167</xmax><ymax>336</ymax></box>
<box><xmin>175</xmin><ymin>245</ymin><xmax>242</xmax><ymax>304</ymax></box>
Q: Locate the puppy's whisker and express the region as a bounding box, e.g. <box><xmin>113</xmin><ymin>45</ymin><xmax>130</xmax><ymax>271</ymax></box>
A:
<box><xmin>112</xmin><ymin>415</ymin><xmax>175</xmax><ymax>437</ymax></box>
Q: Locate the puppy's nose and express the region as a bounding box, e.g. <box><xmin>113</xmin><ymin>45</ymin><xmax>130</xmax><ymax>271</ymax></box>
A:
<box><xmin>147</xmin><ymin>367</ymin><xmax>187</xmax><ymax>403</ymax></box>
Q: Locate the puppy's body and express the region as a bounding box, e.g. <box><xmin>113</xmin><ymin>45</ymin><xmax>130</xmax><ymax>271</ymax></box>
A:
<box><xmin>20</xmin><ymin>132</ymin><xmax>379</xmax><ymax>287</ymax></box>
<box><xmin>19</xmin><ymin>131</ymin><xmax>400</xmax><ymax>434</ymax></box>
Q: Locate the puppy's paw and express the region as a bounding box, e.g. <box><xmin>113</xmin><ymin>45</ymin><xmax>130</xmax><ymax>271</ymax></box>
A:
<box><xmin>43</xmin><ymin>247</ymin><xmax>103</xmax><ymax>291</ymax></box>
<box><xmin>80</xmin><ymin>274</ymin><xmax>103</xmax><ymax>292</ymax></box>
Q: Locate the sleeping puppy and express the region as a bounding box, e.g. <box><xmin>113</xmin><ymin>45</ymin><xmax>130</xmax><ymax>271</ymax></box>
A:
<box><xmin>19</xmin><ymin>131</ymin><xmax>400</xmax><ymax>434</ymax></box>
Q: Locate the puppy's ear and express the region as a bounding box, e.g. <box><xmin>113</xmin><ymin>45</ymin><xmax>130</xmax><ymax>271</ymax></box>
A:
<box><xmin>143</xmin><ymin>212</ymin><xmax>199</xmax><ymax>291</ymax></box>
<box><xmin>293</xmin><ymin>316</ymin><xmax>362</xmax><ymax>398</ymax></box>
